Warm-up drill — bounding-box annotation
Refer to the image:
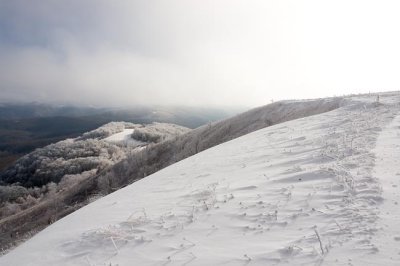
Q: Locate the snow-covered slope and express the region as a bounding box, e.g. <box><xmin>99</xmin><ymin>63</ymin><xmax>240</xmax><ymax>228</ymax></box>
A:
<box><xmin>104</xmin><ymin>129</ymin><xmax>142</xmax><ymax>147</ymax></box>
<box><xmin>1</xmin><ymin>93</ymin><xmax>400</xmax><ymax>266</ymax></box>
<box><xmin>104</xmin><ymin>128</ymin><xmax>135</xmax><ymax>142</ymax></box>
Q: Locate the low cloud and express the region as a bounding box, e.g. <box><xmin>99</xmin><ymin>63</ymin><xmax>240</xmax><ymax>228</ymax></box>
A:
<box><xmin>1</xmin><ymin>1</ymin><xmax>399</xmax><ymax>107</ymax></box>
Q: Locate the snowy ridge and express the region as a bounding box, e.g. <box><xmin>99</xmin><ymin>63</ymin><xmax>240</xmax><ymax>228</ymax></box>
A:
<box><xmin>1</xmin><ymin>93</ymin><xmax>400</xmax><ymax>265</ymax></box>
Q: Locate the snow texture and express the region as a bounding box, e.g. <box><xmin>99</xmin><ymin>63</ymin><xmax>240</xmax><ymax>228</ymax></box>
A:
<box><xmin>1</xmin><ymin>92</ymin><xmax>400</xmax><ymax>266</ymax></box>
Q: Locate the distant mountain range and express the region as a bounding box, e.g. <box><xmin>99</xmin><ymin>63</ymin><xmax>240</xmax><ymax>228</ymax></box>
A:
<box><xmin>0</xmin><ymin>102</ymin><xmax>242</xmax><ymax>125</ymax></box>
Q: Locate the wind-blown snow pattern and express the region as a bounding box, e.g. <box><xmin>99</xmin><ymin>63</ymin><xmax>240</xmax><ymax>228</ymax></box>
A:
<box><xmin>1</xmin><ymin>93</ymin><xmax>400</xmax><ymax>266</ymax></box>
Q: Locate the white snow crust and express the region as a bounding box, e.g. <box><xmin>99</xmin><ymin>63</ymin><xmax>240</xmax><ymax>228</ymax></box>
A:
<box><xmin>1</xmin><ymin>93</ymin><xmax>400</xmax><ymax>266</ymax></box>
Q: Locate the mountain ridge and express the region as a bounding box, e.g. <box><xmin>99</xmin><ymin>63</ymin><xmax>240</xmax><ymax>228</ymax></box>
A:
<box><xmin>2</xmin><ymin>92</ymin><xmax>399</xmax><ymax>265</ymax></box>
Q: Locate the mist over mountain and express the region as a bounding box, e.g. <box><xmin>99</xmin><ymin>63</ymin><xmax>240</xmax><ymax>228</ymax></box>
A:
<box><xmin>0</xmin><ymin>102</ymin><xmax>243</xmax><ymax>122</ymax></box>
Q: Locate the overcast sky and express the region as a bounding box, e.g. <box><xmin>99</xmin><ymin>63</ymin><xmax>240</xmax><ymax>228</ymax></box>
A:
<box><xmin>0</xmin><ymin>1</ymin><xmax>399</xmax><ymax>108</ymax></box>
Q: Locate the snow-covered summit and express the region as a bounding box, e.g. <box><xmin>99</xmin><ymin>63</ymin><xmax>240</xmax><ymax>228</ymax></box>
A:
<box><xmin>1</xmin><ymin>93</ymin><xmax>400</xmax><ymax>265</ymax></box>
